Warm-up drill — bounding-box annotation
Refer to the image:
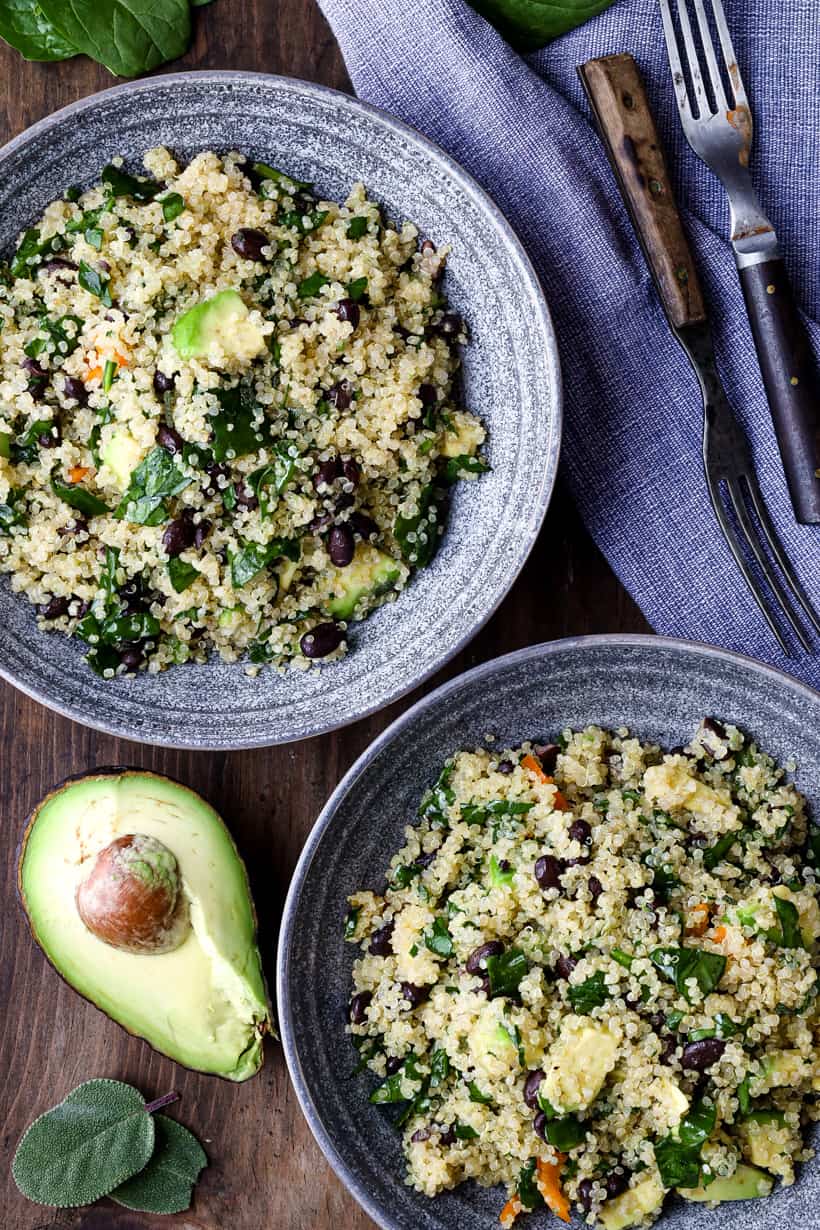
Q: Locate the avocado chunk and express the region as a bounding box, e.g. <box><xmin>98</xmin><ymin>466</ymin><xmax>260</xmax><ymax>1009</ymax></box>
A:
<box><xmin>540</xmin><ymin>1015</ymin><xmax>621</xmax><ymax>1113</ymax></box>
<box><xmin>101</xmin><ymin>427</ymin><xmax>146</xmax><ymax>491</ymax></box>
<box><xmin>678</xmin><ymin>1163</ymin><xmax>773</xmax><ymax>1202</ymax></box>
<box><xmin>172</xmin><ymin>289</ymin><xmax>266</xmax><ymax>363</ymax></box>
<box><xmin>469</xmin><ymin>1001</ymin><xmax>519</xmax><ymax>1078</ymax></box>
<box><xmin>599</xmin><ymin>1175</ymin><xmax>665</xmax><ymax>1230</ymax></box>
<box><xmin>18</xmin><ymin>770</ymin><xmax>272</xmax><ymax>1080</ymax></box>
<box><xmin>327</xmin><ymin>542</ymin><xmax>402</xmax><ymax>620</ymax></box>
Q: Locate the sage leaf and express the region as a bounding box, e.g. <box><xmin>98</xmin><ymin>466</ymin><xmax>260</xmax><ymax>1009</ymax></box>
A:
<box><xmin>469</xmin><ymin>0</ymin><xmax>616</xmax><ymax>50</ymax></box>
<box><xmin>12</xmin><ymin>1079</ymin><xmax>154</xmax><ymax>1207</ymax></box>
<box><xmin>110</xmin><ymin>1115</ymin><xmax>207</xmax><ymax>1215</ymax></box>
<box><xmin>0</xmin><ymin>0</ymin><xmax>76</xmax><ymax>61</ymax></box>
<box><xmin>38</xmin><ymin>0</ymin><xmax>191</xmax><ymax>78</ymax></box>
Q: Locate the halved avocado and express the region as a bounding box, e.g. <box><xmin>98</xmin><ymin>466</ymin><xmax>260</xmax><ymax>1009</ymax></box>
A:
<box><xmin>18</xmin><ymin>769</ymin><xmax>272</xmax><ymax>1081</ymax></box>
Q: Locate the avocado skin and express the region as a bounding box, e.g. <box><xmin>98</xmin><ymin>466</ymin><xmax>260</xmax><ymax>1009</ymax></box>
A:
<box><xmin>17</xmin><ymin>767</ymin><xmax>274</xmax><ymax>1082</ymax></box>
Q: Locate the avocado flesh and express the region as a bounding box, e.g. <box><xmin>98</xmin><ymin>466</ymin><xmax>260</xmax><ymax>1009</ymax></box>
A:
<box><xmin>19</xmin><ymin>771</ymin><xmax>271</xmax><ymax>1081</ymax></box>
<box><xmin>328</xmin><ymin>543</ymin><xmax>402</xmax><ymax>620</ymax></box>
<box><xmin>172</xmin><ymin>289</ymin><xmax>266</xmax><ymax>363</ymax></box>
<box><xmin>678</xmin><ymin>1163</ymin><xmax>773</xmax><ymax>1202</ymax></box>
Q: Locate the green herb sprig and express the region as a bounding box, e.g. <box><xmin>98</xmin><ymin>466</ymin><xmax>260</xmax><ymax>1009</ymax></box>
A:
<box><xmin>12</xmin><ymin>1079</ymin><xmax>207</xmax><ymax>1214</ymax></box>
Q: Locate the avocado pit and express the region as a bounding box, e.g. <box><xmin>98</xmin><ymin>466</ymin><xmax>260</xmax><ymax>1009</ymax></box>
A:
<box><xmin>76</xmin><ymin>833</ymin><xmax>191</xmax><ymax>954</ymax></box>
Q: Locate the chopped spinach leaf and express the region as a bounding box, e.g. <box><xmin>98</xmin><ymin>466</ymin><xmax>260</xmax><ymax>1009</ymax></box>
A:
<box><xmin>211</xmin><ymin>385</ymin><xmax>270</xmax><ymax>461</ymax></box>
<box><xmin>10</xmin><ymin>227</ymin><xmax>66</xmax><ymax>277</ymax></box>
<box><xmin>161</xmin><ymin>192</ymin><xmax>185</xmax><ymax>222</ymax></box>
<box><xmin>425</xmin><ymin>916</ymin><xmax>453</xmax><ymax>958</ymax></box>
<box><xmin>467</xmin><ymin>1082</ymin><xmax>493</xmax><ymax>1104</ymax></box>
<box><xmin>703</xmin><ymin>831</ymin><xmax>738</xmax><ymax>871</ymax></box>
<box><xmin>429</xmin><ymin>1048</ymin><xmax>450</xmax><ymax>1088</ymax></box>
<box><xmin>418</xmin><ymin>762</ymin><xmax>455</xmax><ymax>824</ymax></box>
<box><xmin>248</xmin><ymin>441</ymin><xmax>297</xmax><ymax>516</ymax></box>
<box><xmin>50</xmin><ymin>471</ymin><xmax>109</xmax><ymax>517</ymax></box>
<box><xmin>654</xmin><ymin>1096</ymin><xmax>716</xmax><ymax>1190</ymax></box>
<box><xmin>347</xmin><ymin>276</ymin><xmax>368</xmax><ymax>302</ymax></box>
<box><xmin>772</xmin><ymin>896</ymin><xmax>802</xmax><ymax>949</ymax></box>
<box><xmin>167</xmin><ymin>557</ymin><xmax>200</xmax><ymax>593</ymax></box>
<box><xmin>77</xmin><ymin>260</ymin><xmax>112</xmax><ymax>307</ymax></box>
<box><xmin>455</xmin><ymin>1123</ymin><xmax>479</xmax><ymax>1140</ymax></box>
<box><xmin>343</xmin><ymin>906</ymin><xmax>360</xmax><ymax>939</ymax></box>
<box><xmin>347</xmin><ymin>216</ymin><xmax>368</xmax><ymax>239</ymax></box>
<box><xmin>252</xmin><ymin>162</ymin><xmax>311</xmax><ymax>193</ymax></box>
<box><xmin>0</xmin><ymin>488</ymin><xmax>27</xmax><ymax>532</ymax></box>
<box><xmin>650</xmin><ymin>946</ymin><xmax>726</xmax><ymax>1003</ymax></box>
<box><xmin>517</xmin><ymin>1159</ymin><xmax>544</xmax><ymax>1211</ymax></box>
<box><xmin>230</xmin><ymin>538</ymin><xmax>299</xmax><ymax>588</ymax></box>
<box><xmin>114</xmin><ymin>446</ymin><xmax>190</xmax><ymax>525</ymax></box>
<box><xmin>567</xmin><ymin>970</ymin><xmax>611</xmax><ymax>1014</ymax></box>
<box><xmin>394</xmin><ymin>483</ymin><xmax>443</xmax><ymax>568</ymax></box>
<box><xmin>101</xmin><ymin>164</ymin><xmax>162</xmax><ymax>201</ymax></box>
<box><xmin>485</xmin><ymin>947</ymin><xmax>529</xmax><ymax>998</ymax></box>
<box><xmin>443</xmin><ymin>454</ymin><xmax>490</xmax><ymax>483</ymax></box>
<box><xmin>297</xmin><ymin>271</ymin><xmax>330</xmax><ymax>299</ymax></box>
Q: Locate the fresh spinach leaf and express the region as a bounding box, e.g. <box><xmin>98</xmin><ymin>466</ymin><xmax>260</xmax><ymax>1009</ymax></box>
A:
<box><xmin>10</xmin><ymin>227</ymin><xmax>66</xmax><ymax>277</ymax></box>
<box><xmin>211</xmin><ymin>385</ymin><xmax>269</xmax><ymax>461</ymax></box>
<box><xmin>418</xmin><ymin>763</ymin><xmax>455</xmax><ymax>824</ymax></box>
<box><xmin>469</xmin><ymin>0</ymin><xmax>617</xmax><ymax>51</ymax></box>
<box><xmin>114</xmin><ymin>446</ymin><xmax>190</xmax><ymax>525</ymax></box>
<box><xmin>248</xmin><ymin>442</ymin><xmax>297</xmax><ymax>516</ymax></box>
<box><xmin>0</xmin><ymin>488</ymin><xmax>27</xmax><ymax>532</ymax></box>
<box><xmin>429</xmin><ymin>1048</ymin><xmax>450</xmax><ymax>1088</ymax></box>
<box><xmin>517</xmin><ymin>1159</ymin><xmax>544</xmax><ymax>1211</ymax></box>
<box><xmin>347</xmin><ymin>216</ymin><xmax>369</xmax><ymax>240</ymax></box>
<box><xmin>230</xmin><ymin>538</ymin><xmax>299</xmax><ymax>588</ymax></box>
<box><xmin>394</xmin><ymin>483</ymin><xmax>442</xmax><ymax>568</ymax></box>
<box><xmin>454</xmin><ymin>1123</ymin><xmax>479</xmax><ymax>1140</ymax></box>
<box><xmin>252</xmin><ymin>162</ymin><xmax>312</xmax><ymax>193</ymax></box>
<box><xmin>443</xmin><ymin>454</ymin><xmax>490</xmax><ymax>483</ymax></box>
<box><xmin>78</xmin><ymin>260</ymin><xmax>112</xmax><ymax>307</ymax></box>
<box><xmin>0</xmin><ymin>0</ymin><xmax>76</xmax><ymax>60</ymax></box>
<box><xmin>485</xmin><ymin>947</ymin><xmax>528</xmax><ymax>998</ymax></box>
<box><xmin>654</xmin><ymin>1096</ymin><xmax>716</xmax><ymax>1190</ymax></box>
<box><xmin>161</xmin><ymin>192</ymin><xmax>185</xmax><ymax>221</ymax></box>
<box><xmin>100</xmin><ymin>161</ymin><xmax>163</xmax><ymax>200</ymax></box>
<box><xmin>279</xmin><ymin>207</ymin><xmax>328</xmax><ymax>235</ymax></box>
<box><xmin>651</xmin><ymin>946</ymin><xmax>727</xmax><ymax>1002</ymax></box>
<box><xmin>167</xmin><ymin>557</ymin><xmax>200</xmax><ymax>593</ymax></box>
<box><xmin>425</xmin><ymin>916</ymin><xmax>453</xmax><ymax>958</ymax></box>
<box><xmin>568</xmin><ymin>969</ymin><xmax>610</xmax><ymax>1014</ymax></box>
<box><xmin>51</xmin><ymin>471</ymin><xmax>109</xmax><ymax>517</ymax></box>
<box><xmin>772</xmin><ymin>896</ymin><xmax>802</xmax><ymax>949</ymax></box>
<box><xmin>703</xmin><ymin>831</ymin><xmax>738</xmax><ymax>872</ymax></box>
<box><xmin>39</xmin><ymin>0</ymin><xmax>191</xmax><ymax>78</ymax></box>
<box><xmin>467</xmin><ymin>1081</ymin><xmax>493</xmax><ymax>1104</ymax></box>
<box><xmin>11</xmin><ymin>418</ymin><xmax>54</xmax><ymax>463</ymax></box>
<box><xmin>462</xmin><ymin>799</ymin><xmax>533</xmax><ymax>826</ymax></box>
<box><xmin>297</xmin><ymin>271</ymin><xmax>330</xmax><ymax>299</ymax></box>
<box><xmin>343</xmin><ymin>906</ymin><xmax>360</xmax><ymax>939</ymax></box>
<box><xmin>347</xmin><ymin>276</ymin><xmax>368</xmax><ymax>302</ymax></box>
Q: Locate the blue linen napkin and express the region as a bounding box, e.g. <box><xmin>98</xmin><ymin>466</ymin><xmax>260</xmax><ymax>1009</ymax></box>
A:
<box><xmin>318</xmin><ymin>0</ymin><xmax>820</xmax><ymax>688</ymax></box>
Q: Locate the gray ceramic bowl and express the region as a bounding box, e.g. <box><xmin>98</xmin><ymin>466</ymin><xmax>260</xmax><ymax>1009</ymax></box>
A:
<box><xmin>277</xmin><ymin>634</ymin><xmax>819</xmax><ymax>1230</ymax></box>
<box><xmin>0</xmin><ymin>71</ymin><xmax>560</xmax><ymax>748</ymax></box>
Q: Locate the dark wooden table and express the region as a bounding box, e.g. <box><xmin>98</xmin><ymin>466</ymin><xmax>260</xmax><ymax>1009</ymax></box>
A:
<box><xmin>0</xmin><ymin>4</ymin><xmax>650</xmax><ymax>1226</ymax></box>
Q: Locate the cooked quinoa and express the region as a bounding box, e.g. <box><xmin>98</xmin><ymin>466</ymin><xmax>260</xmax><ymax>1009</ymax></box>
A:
<box><xmin>0</xmin><ymin>148</ymin><xmax>486</xmax><ymax>677</ymax></box>
<box><xmin>345</xmin><ymin>719</ymin><xmax>819</xmax><ymax>1228</ymax></box>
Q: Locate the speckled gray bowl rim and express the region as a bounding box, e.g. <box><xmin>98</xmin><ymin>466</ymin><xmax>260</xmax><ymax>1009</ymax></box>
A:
<box><xmin>0</xmin><ymin>70</ymin><xmax>561</xmax><ymax>748</ymax></box>
<box><xmin>276</xmin><ymin>633</ymin><xmax>819</xmax><ymax>1230</ymax></box>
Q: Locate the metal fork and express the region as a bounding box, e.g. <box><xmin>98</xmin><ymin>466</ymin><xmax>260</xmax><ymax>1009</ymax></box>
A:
<box><xmin>578</xmin><ymin>52</ymin><xmax>820</xmax><ymax>656</ymax></box>
<box><xmin>659</xmin><ymin>0</ymin><xmax>820</xmax><ymax>525</ymax></box>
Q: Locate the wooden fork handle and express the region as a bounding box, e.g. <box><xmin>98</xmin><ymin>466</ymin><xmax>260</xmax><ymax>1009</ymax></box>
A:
<box><xmin>739</xmin><ymin>257</ymin><xmax>820</xmax><ymax>524</ymax></box>
<box><xmin>578</xmin><ymin>52</ymin><xmax>706</xmax><ymax>330</ymax></box>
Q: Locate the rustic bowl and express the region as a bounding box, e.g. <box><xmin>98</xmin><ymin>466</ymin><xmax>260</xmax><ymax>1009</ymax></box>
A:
<box><xmin>0</xmin><ymin>71</ymin><xmax>560</xmax><ymax>748</ymax></box>
<box><xmin>277</xmin><ymin>634</ymin><xmax>820</xmax><ymax>1230</ymax></box>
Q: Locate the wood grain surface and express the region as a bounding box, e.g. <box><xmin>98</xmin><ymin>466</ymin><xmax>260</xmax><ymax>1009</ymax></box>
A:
<box><xmin>0</xmin><ymin>4</ymin><xmax>650</xmax><ymax>1227</ymax></box>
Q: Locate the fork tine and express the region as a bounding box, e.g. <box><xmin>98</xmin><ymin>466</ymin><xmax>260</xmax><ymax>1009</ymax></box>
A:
<box><xmin>740</xmin><ymin>473</ymin><xmax>820</xmax><ymax>634</ymax></box>
<box><xmin>692</xmin><ymin>0</ymin><xmax>728</xmax><ymax>112</ymax></box>
<box><xmin>709</xmin><ymin>0</ymin><xmax>749</xmax><ymax>108</ymax></box>
<box><xmin>724</xmin><ymin>477</ymin><xmax>811</xmax><ymax>651</ymax></box>
<box><xmin>704</xmin><ymin>471</ymin><xmax>791</xmax><ymax>656</ymax></box>
<box><xmin>658</xmin><ymin>0</ymin><xmax>695</xmax><ymax>126</ymax></box>
<box><xmin>675</xmin><ymin>0</ymin><xmax>712</xmax><ymax>118</ymax></box>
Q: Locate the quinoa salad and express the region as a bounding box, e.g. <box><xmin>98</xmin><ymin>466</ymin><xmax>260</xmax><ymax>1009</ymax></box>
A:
<box><xmin>0</xmin><ymin>149</ymin><xmax>486</xmax><ymax>678</ymax></box>
<box><xmin>345</xmin><ymin>719</ymin><xmax>820</xmax><ymax>1228</ymax></box>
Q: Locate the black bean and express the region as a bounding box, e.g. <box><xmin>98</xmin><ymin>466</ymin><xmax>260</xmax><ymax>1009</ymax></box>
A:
<box><xmin>702</xmin><ymin>716</ymin><xmax>727</xmax><ymax>739</ymax></box>
<box><xmin>157</xmin><ymin>423</ymin><xmax>184</xmax><ymax>455</ymax></box>
<box><xmin>659</xmin><ymin>1036</ymin><xmax>679</xmax><ymax>1065</ymax></box>
<box><xmin>162</xmin><ymin>513</ymin><xmax>195</xmax><ymax>557</ymax></box>
<box><xmin>349</xmin><ymin>991</ymin><xmax>372</xmax><ymax>1024</ymax></box>
<box><xmin>59</xmin><ymin>517</ymin><xmax>88</xmax><ymax>538</ymax></box>
<box><xmin>534</xmin><ymin>854</ymin><xmax>564</xmax><ymax>892</ymax></box>
<box><xmin>22</xmin><ymin>358</ymin><xmax>47</xmax><ymax>398</ymax></box>
<box><xmin>119</xmin><ymin>647</ymin><xmax>144</xmax><ymax>672</ymax></box>
<box><xmin>335</xmin><ymin>299</ymin><xmax>360</xmax><ymax>328</ymax></box>
<box><xmin>420</xmin><ymin>238</ymin><xmax>436</xmax><ymax>254</ymax></box>
<box><xmin>534</xmin><ymin>743</ymin><xmax>560</xmax><ymax>774</ymax></box>
<box><xmin>118</xmin><ymin>578</ymin><xmax>149</xmax><ymax>613</ymax></box>
<box><xmin>369</xmin><ymin>920</ymin><xmax>394</xmax><ymax>956</ymax></box>
<box><xmin>193</xmin><ymin>519</ymin><xmax>212</xmax><ymax>549</ymax></box>
<box><xmin>385</xmin><ymin>1056</ymin><xmax>403</xmax><ymax>1076</ymax></box>
<box><xmin>62</xmin><ymin>375</ymin><xmax>88</xmax><ymax>405</ymax></box>
<box><xmin>314</xmin><ymin>456</ymin><xmax>342</xmax><ymax>490</ymax></box>
<box><xmin>300</xmin><ymin>622</ymin><xmax>344</xmax><ymax>659</ymax></box>
<box><xmin>349</xmin><ymin>511</ymin><xmax>378</xmax><ymax>540</ymax></box>
<box><xmin>204</xmin><ymin>462</ymin><xmax>230</xmax><ymax>494</ymax></box>
<box><xmin>411</xmin><ymin>1126</ymin><xmax>432</xmax><ymax>1143</ymax></box>
<box><xmin>418</xmin><ymin>383</ymin><xmax>438</xmax><ymax>406</ymax></box>
<box><xmin>38</xmin><ymin>427</ymin><xmax>61</xmax><ymax>448</ymax></box>
<box><xmin>327</xmin><ymin>380</ymin><xmax>353</xmax><ymax>411</ymax></box>
<box><xmin>588</xmin><ymin>875</ymin><xmax>604</xmax><ymax>903</ymax></box>
<box><xmin>153</xmin><ymin>369</ymin><xmax>175</xmax><ymax>396</ymax></box>
<box><xmin>400</xmin><ymin>982</ymin><xmax>429</xmax><ymax>1009</ymax></box>
<box><xmin>328</xmin><ymin>524</ymin><xmax>355</xmax><ymax>567</ymax></box>
<box><xmin>39</xmin><ymin>257</ymin><xmax>78</xmax><ymax>275</ymax></box>
<box><xmin>497</xmin><ymin>760</ymin><xmax>514</xmax><ymax>774</ymax></box>
<box><xmin>648</xmin><ymin>1012</ymin><xmax>667</xmax><ymax>1033</ymax></box>
<box><xmin>72</xmin><ymin>599</ymin><xmax>91</xmax><ymax>618</ymax></box>
<box><xmin>235</xmin><ymin>482</ymin><xmax>259</xmax><ymax>510</ymax></box>
<box><xmin>309</xmin><ymin>511</ymin><xmax>334</xmax><ymax>534</ymax></box>
<box><xmin>533</xmin><ymin>1111</ymin><xmax>549</xmax><ymax>1144</ymax></box>
<box><xmin>554</xmin><ymin>955</ymin><xmax>577</xmax><ymax>980</ymax></box>
<box><xmin>604</xmin><ymin>1170</ymin><xmax>631</xmax><ymax>1200</ymax></box>
<box><xmin>231</xmin><ymin>227</ymin><xmax>270</xmax><ymax>261</ymax></box>
<box><xmin>334</xmin><ymin>491</ymin><xmax>355</xmax><ymax>513</ymax></box>
<box><xmin>523</xmin><ymin>1069</ymin><xmax>545</xmax><ymax>1110</ymax></box>
<box><xmin>341</xmin><ymin>457</ymin><xmax>361</xmax><ymax>485</ymax></box>
<box><xmin>465</xmin><ymin>940</ymin><xmax>503</xmax><ymax>974</ymax></box>
<box><xmin>415</xmin><ymin>849</ymin><xmax>438</xmax><ymax>869</ymax></box>
<box><xmin>437</xmin><ymin>1123</ymin><xmax>456</xmax><ymax>1147</ymax></box>
<box><xmin>569</xmin><ymin>818</ymin><xmax>592</xmax><ymax>846</ymax></box>
<box><xmin>680</xmin><ymin>1038</ymin><xmax>726</xmax><ymax>1072</ymax></box>
<box><xmin>36</xmin><ymin>595</ymin><xmax>70</xmax><ymax>620</ymax></box>
<box><xmin>436</xmin><ymin>312</ymin><xmax>463</xmax><ymax>338</ymax></box>
<box><xmin>578</xmin><ymin>1179</ymin><xmax>595</xmax><ymax>1214</ymax></box>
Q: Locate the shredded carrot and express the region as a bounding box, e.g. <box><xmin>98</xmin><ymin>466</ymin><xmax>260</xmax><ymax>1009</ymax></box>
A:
<box><xmin>521</xmin><ymin>754</ymin><xmax>569</xmax><ymax>810</ymax></box>
<box><xmin>82</xmin><ymin>348</ymin><xmax>129</xmax><ymax>384</ymax></box>
<box><xmin>536</xmin><ymin>1156</ymin><xmax>571</xmax><ymax>1223</ymax></box>
<box><xmin>499</xmin><ymin>1195</ymin><xmax>523</xmax><ymax>1227</ymax></box>
<box><xmin>68</xmin><ymin>465</ymin><xmax>90</xmax><ymax>484</ymax></box>
<box><xmin>686</xmin><ymin>902</ymin><xmax>713</xmax><ymax>937</ymax></box>
<box><xmin>84</xmin><ymin>365</ymin><xmax>103</xmax><ymax>383</ymax></box>
<box><xmin>711</xmin><ymin>924</ymin><xmax>727</xmax><ymax>942</ymax></box>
